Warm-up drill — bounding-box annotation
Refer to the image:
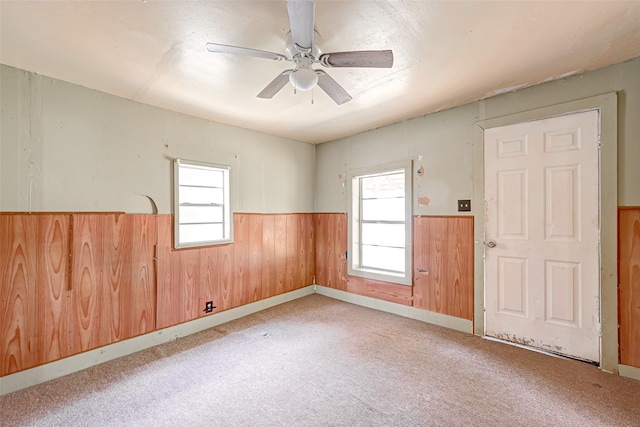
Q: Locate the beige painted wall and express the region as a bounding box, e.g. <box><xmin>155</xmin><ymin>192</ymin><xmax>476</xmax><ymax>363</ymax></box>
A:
<box><xmin>3</xmin><ymin>57</ymin><xmax>637</xmax><ymax>215</ymax></box>
<box><xmin>314</xmin><ymin>56</ymin><xmax>639</xmax><ymax>374</ymax></box>
<box><xmin>315</xmin><ymin>56</ymin><xmax>640</xmax><ymax>213</ymax></box>
<box><xmin>0</xmin><ymin>65</ymin><xmax>315</xmax><ymax>214</ymax></box>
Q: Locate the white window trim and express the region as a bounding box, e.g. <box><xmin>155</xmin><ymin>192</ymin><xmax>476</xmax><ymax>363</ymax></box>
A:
<box><xmin>174</xmin><ymin>159</ymin><xmax>233</xmax><ymax>249</ymax></box>
<box><xmin>347</xmin><ymin>160</ymin><xmax>413</xmax><ymax>286</ymax></box>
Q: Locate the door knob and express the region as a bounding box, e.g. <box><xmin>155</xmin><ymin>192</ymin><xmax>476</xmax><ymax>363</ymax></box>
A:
<box><xmin>486</xmin><ymin>240</ymin><xmax>497</xmax><ymax>248</ymax></box>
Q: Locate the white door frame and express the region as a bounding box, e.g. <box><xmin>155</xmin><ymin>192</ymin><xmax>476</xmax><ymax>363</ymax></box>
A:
<box><xmin>472</xmin><ymin>93</ymin><xmax>618</xmax><ymax>373</ymax></box>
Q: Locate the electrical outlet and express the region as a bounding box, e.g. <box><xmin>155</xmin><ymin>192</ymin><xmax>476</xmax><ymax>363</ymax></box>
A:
<box><xmin>458</xmin><ymin>199</ymin><xmax>471</xmax><ymax>212</ymax></box>
<box><xmin>203</xmin><ymin>301</ymin><xmax>216</xmax><ymax>314</ymax></box>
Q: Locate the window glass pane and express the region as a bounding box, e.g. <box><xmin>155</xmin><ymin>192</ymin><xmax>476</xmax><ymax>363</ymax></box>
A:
<box><xmin>175</xmin><ymin>160</ymin><xmax>232</xmax><ymax>248</ymax></box>
<box><xmin>179</xmin><ymin>205</ymin><xmax>223</xmax><ymax>224</ymax></box>
<box><xmin>361</xmin><ymin>223</ymin><xmax>405</xmax><ymax>247</ymax></box>
<box><xmin>348</xmin><ymin>162</ymin><xmax>411</xmax><ymax>284</ymax></box>
<box><xmin>179</xmin><ymin>186</ymin><xmax>224</xmax><ymax>205</ymax></box>
<box><xmin>362</xmin><ymin>198</ymin><xmax>405</xmax><ymax>221</ymax></box>
<box><xmin>180</xmin><ymin>166</ymin><xmax>224</xmax><ymax>187</ymax></box>
<box><xmin>362</xmin><ymin>172</ymin><xmax>404</xmax><ymax>199</ymax></box>
<box><xmin>180</xmin><ymin>223</ymin><xmax>223</xmax><ymax>243</ymax></box>
<box><xmin>361</xmin><ymin>245</ymin><xmax>405</xmax><ymax>273</ymax></box>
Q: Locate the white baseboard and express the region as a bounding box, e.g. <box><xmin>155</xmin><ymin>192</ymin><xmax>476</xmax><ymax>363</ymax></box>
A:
<box><xmin>18</xmin><ymin>283</ymin><xmax>629</xmax><ymax>396</ymax></box>
<box><xmin>0</xmin><ymin>286</ymin><xmax>315</xmax><ymax>396</ymax></box>
<box><xmin>619</xmin><ymin>364</ymin><xmax>640</xmax><ymax>382</ymax></box>
<box><xmin>314</xmin><ymin>285</ymin><xmax>474</xmax><ymax>334</ymax></box>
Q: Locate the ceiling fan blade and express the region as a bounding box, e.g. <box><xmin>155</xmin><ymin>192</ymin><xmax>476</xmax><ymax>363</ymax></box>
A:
<box><xmin>257</xmin><ymin>70</ymin><xmax>293</xmax><ymax>99</ymax></box>
<box><xmin>319</xmin><ymin>50</ymin><xmax>394</xmax><ymax>68</ymax></box>
<box><xmin>316</xmin><ymin>71</ymin><xmax>352</xmax><ymax>105</ymax></box>
<box><xmin>287</xmin><ymin>0</ymin><xmax>315</xmax><ymax>53</ymax></box>
<box><xmin>206</xmin><ymin>43</ymin><xmax>287</xmax><ymax>61</ymax></box>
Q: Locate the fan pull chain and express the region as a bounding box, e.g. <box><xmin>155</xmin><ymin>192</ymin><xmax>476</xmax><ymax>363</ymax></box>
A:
<box><xmin>311</xmin><ymin>87</ymin><xmax>314</xmax><ymax>105</ymax></box>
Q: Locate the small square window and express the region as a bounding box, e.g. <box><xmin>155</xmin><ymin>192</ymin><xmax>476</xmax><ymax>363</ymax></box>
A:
<box><xmin>174</xmin><ymin>159</ymin><xmax>233</xmax><ymax>248</ymax></box>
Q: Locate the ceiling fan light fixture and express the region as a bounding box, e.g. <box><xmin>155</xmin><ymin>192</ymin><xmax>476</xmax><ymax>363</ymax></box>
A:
<box><xmin>205</xmin><ymin>1</ymin><xmax>392</xmax><ymax>104</ymax></box>
<box><xmin>289</xmin><ymin>56</ymin><xmax>318</xmax><ymax>91</ymax></box>
<box><xmin>289</xmin><ymin>67</ymin><xmax>318</xmax><ymax>91</ymax></box>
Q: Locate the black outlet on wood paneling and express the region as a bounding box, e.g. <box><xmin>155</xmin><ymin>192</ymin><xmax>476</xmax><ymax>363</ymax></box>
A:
<box><xmin>203</xmin><ymin>301</ymin><xmax>216</xmax><ymax>313</ymax></box>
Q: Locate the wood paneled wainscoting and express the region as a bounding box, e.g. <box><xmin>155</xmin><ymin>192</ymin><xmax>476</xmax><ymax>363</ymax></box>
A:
<box><xmin>314</xmin><ymin>213</ymin><xmax>412</xmax><ymax>305</ymax></box>
<box><xmin>413</xmin><ymin>216</ymin><xmax>474</xmax><ymax>320</ymax></box>
<box><xmin>6</xmin><ymin>210</ymin><xmax>640</xmax><ymax>377</ymax></box>
<box><xmin>0</xmin><ymin>212</ymin><xmax>315</xmax><ymax>377</ymax></box>
<box><xmin>314</xmin><ymin>213</ymin><xmax>474</xmax><ymax>319</ymax></box>
<box><xmin>156</xmin><ymin>213</ymin><xmax>315</xmax><ymax>330</ymax></box>
<box><xmin>619</xmin><ymin>207</ymin><xmax>640</xmax><ymax>369</ymax></box>
<box><xmin>71</xmin><ymin>214</ymin><xmax>157</xmax><ymax>354</ymax></box>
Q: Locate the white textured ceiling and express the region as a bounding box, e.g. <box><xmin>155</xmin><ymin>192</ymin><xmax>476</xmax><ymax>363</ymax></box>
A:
<box><xmin>1</xmin><ymin>1</ymin><xmax>640</xmax><ymax>144</ymax></box>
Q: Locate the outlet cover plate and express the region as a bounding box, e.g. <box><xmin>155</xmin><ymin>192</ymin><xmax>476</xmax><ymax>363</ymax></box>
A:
<box><xmin>203</xmin><ymin>301</ymin><xmax>216</xmax><ymax>313</ymax></box>
<box><xmin>458</xmin><ymin>199</ymin><xmax>471</xmax><ymax>212</ymax></box>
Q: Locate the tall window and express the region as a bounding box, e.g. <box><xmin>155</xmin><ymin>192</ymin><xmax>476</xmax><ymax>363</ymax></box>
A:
<box><xmin>348</xmin><ymin>161</ymin><xmax>412</xmax><ymax>285</ymax></box>
<box><xmin>174</xmin><ymin>159</ymin><xmax>232</xmax><ymax>248</ymax></box>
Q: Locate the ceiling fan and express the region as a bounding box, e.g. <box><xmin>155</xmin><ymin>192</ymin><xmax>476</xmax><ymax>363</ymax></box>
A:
<box><xmin>205</xmin><ymin>0</ymin><xmax>393</xmax><ymax>105</ymax></box>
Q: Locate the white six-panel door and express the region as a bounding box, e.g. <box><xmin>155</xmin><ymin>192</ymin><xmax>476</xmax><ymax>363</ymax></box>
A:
<box><xmin>484</xmin><ymin>110</ymin><xmax>600</xmax><ymax>362</ymax></box>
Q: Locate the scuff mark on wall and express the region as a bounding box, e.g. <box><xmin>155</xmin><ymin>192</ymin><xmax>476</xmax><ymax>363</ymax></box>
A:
<box><xmin>417</xmin><ymin>165</ymin><xmax>424</xmax><ymax>176</ymax></box>
<box><xmin>27</xmin><ymin>161</ymin><xmax>42</xmax><ymax>213</ymax></box>
<box><xmin>339</xmin><ymin>164</ymin><xmax>347</xmax><ymax>211</ymax></box>
<box><xmin>418</xmin><ymin>196</ymin><xmax>430</xmax><ymax>206</ymax></box>
<box><xmin>19</xmin><ymin>71</ymin><xmax>43</xmax><ymax>212</ymax></box>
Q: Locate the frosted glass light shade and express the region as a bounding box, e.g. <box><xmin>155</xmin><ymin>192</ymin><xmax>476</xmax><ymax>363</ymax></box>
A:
<box><xmin>289</xmin><ymin>68</ymin><xmax>318</xmax><ymax>91</ymax></box>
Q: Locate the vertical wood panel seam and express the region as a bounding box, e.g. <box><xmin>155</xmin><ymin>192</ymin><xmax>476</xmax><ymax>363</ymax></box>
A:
<box><xmin>67</xmin><ymin>214</ymin><xmax>74</xmax><ymax>291</ymax></box>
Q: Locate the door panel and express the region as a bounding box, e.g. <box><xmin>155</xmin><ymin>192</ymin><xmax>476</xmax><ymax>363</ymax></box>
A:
<box><xmin>545</xmin><ymin>261</ymin><xmax>580</xmax><ymax>326</ymax></box>
<box><xmin>498</xmin><ymin>169</ymin><xmax>528</xmax><ymax>238</ymax></box>
<box><xmin>485</xmin><ymin>110</ymin><xmax>600</xmax><ymax>362</ymax></box>
<box><xmin>497</xmin><ymin>256</ymin><xmax>527</xmax><ymax>316</ymax></box>
<box><xmin>545</xmin><ymin>166</ymin><xmax>579</xmax><ymax>240</ymax></box>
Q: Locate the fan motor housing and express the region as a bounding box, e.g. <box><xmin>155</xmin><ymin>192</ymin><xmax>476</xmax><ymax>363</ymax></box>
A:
<box><xmin>285</xmin><ymin>30</ymin><xmax>323</xmax><ymax>60</ymax></box>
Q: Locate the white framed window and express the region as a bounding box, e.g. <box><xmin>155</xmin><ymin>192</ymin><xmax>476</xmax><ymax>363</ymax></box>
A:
<box><xmin>347</xmin><ymin>161</ymin><xmax>412</xmax><ymax>286</ymax></box>
<box><xmin>174</xmin><ymin>159</ymin><xmax>233</xmax><ymax>248</ymax></box>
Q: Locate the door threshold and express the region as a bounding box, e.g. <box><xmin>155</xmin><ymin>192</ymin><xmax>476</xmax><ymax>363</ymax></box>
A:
<box><xmin>483</xmin><ymin>335</ymin><xmax>599</xmax><ymax>367</ymax></box>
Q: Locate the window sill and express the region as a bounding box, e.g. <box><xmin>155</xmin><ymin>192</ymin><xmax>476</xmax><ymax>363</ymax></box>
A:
<box><xmin>175</xmin><ymin>238</ymin><xmax>234</xmax><ymax>249</ymax></box>
<box><xmin>348</xmin><ymin>267</ymin><xmax>411</xmax><ymax>286</ymax></box>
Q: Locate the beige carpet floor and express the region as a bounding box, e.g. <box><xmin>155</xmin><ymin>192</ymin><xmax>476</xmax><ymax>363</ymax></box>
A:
<box><xmin>1</xmin><ymin>294</ymin><xmax>639</xmax><ymax>426</ymax></box>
